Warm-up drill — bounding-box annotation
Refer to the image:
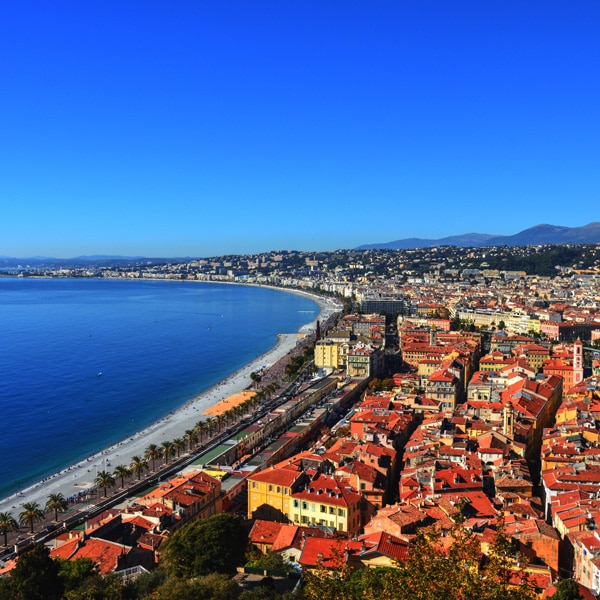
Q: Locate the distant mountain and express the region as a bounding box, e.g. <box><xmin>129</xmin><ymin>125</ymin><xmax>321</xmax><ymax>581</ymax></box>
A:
<box><xmin>0</xmin><ymin>255</ymin><xmax>181</xmax><ymax>269</ymax></box>
<box><xmin>357</xmin><ymin>222</ymin><xmax>600</xmax><ymax>250</ymax></box>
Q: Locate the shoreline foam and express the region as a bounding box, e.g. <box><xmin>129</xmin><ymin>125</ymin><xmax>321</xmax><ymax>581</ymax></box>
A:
<box><xmin>0</xmin><ymin>287</ymin><xmax>340</xmax><ymax>514</ymax></box>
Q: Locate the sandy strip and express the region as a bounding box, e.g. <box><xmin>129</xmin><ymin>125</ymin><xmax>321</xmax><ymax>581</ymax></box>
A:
<box><xmin>0</xmin><ymin>289</ymin><xmax>340</xmax><ymax>515</ymax></box>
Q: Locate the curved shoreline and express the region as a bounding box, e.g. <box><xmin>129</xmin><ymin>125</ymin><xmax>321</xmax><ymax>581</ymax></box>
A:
<box><xmin>0</xmin><ymin>287</ymin><xmax>340</xmax><ymax>514</ymax></box>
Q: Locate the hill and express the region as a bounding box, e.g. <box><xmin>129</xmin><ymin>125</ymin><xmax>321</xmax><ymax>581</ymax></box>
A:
<box><xmin>357</xmin><ymin>222</ymin><xmax>600</xmax><ymax>250</ymax></box>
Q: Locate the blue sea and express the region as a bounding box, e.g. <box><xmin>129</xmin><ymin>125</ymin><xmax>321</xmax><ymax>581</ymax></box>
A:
<box><xmin>0</xmin><ymin>278</ymin><xmax>318</xmax><ymax>500</ymax></box>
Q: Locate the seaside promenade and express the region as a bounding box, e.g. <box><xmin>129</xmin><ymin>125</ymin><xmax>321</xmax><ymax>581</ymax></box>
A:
<box><xmin>0</xmin><ymin>292</ymin><xmax>340</xmax><ymax>552</ymax></box>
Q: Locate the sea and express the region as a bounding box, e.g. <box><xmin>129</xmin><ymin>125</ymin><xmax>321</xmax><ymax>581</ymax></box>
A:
<box><xmin>0</xmin><ymin>277</ymin><xmax>319</xmax><ymax>500</ymax></box>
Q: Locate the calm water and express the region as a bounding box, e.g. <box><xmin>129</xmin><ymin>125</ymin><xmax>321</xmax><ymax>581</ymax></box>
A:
<box><xmin>0</xmin><ymin>278</ymin><xmax>317</xmax><ymax>499</ymax></box>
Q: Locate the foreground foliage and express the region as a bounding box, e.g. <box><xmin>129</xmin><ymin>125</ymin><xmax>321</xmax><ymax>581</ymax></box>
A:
<box><xmin>300</xmin><ymin>526</ymin><xmax>537</xmax><ymax>600</ymax></box>
<box><xmin>0</xmin><ymin>520</ymin><xmax>552</xmax><ymax>599</ymax></box>
<box><xmin>160</xmin><ymin>513</ymin><xmax>248</xmax><ymax>578</ymax></box>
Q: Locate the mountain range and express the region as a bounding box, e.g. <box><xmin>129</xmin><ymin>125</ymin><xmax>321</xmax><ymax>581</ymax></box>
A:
<box><xmin>356</xmin><ymin>222</ymin><xmax>600</xmax><ymax>250</ymax></box>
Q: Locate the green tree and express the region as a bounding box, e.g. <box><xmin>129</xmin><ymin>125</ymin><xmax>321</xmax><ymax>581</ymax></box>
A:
<box><xmin>11</xmin><ymin>543</ymin><xmax>64</xmax><ymax>600</ymax></box>
<box><xmin>45</xmin><ymin>492</ymin><xmax>68</xmax><ymax>521</ymax></box>
<box><xmin>130</xmin><ymin>455</ymin><xmax>148</xmax><ymax>480</ymax></box>
<box><xmin>94</xmin><ymin>469</ymin><xmax>116</xmax><ymax>498</ymax></box>
<box><xmin>57</xmin><ymin>556</ymin><xmax>97</xmax><ymax>594</ymax></box>
<box><xmin>151</xmin><ymin>573</ymin><xmax>241</xmax><ymax>600</ymax></box>
<box><xmin>246</xmin><ymin>551</ymin><xmax>294</xmax><ymax>574</ymax></box>
<box><xmin>161</xmin><ymin>513</ymin><xmax>248</xmax><ymax>578</ymax></box>
<box><xmin>145</xmin><ymin>443</ymin><xmax>163</xmax><ymax>471</ymax></box>
<box><xmin>19</xmin><ymin>501</ymin><xmax>45</xmax><ymax>534</ymax></box>
<box><xmin>124</xmin><ymin>569</ymin><xmax>167</xmax><ymax>599</ymax></box>
<box><xmin>0</xmin><ymin>511</ymin><xmax>19</xmax><ymax>546</ymax></box>
<box><xmin>173</xmin><ymin>437</ymin><xmax>185</xmax><ymax>458</ymax></box>
<box><xmin>161</xmin><ymin>440</ymin><xmax>175</xmax><ymax>464</ymax></box>
<box><xmin>551</xmin><ymin>578</ymin><xmax>583</xmax><ymax>600</ymax></box>
<box><xmin>113</xmin><ymin>464</ymin><xmax>131</xmax><ymax>488</ymax></box>
<box><xmin>185</xmin><ymin>428</ymin><xmax>199</xmax><ymax>450</ymax></box>
<box><xmin>215</xmin><ymin>414</ymin><xmax>227</xmax><ymax>433</ymax></box>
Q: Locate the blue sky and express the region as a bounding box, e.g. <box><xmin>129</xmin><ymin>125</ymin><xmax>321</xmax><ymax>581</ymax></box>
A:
<box><xmin>1</xmin><ymin>2</ymin><xmax>598</xmax><ymax>258</ymax></box>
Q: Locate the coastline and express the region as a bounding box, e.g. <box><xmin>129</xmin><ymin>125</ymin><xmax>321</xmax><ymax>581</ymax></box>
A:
<box><xmin>0</xmin><ymin>288</ymin><xmax>340</xmax><ymax>515</ymax></box>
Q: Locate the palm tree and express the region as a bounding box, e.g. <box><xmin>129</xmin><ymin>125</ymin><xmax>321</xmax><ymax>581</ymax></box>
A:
<box><xmin>252</xmin><ymin>390</ymin><xmax>265</xmax><ymax>410</ymax></box>
<box><xmin>161</xmin><ymin>440</ymin><xmax>174</xmax><ymax>464</ymax></box>
<box><xmin>130</xmin><ymin>455</ymin><xmax>148</xmax><ymax>480</ymax></box>
<box><xmin>215</xmin><ymin>413</ymin><xmax>226</xmax><ymax>432</ymax></box>
<box><xmin>45</xmin><ymin>493</ymin><xmax>68</xmax><ymax>521</ymax></box>
<box><xmin>0</xmin><ymin>512</ymin><xmax>19</xmax><ymax>546</ymax></box>
<box><xmin>19</xmin><ymin>502</ymin><xmax>44</xmax><ymax>534</ymax></box>
<box><xmin>113</xmin><ymin>464</ymin><xmax>131</xmax><ymax>488</ymax></box>
<box><xmin>204</xmin><ymin>417</ymin><xmax>215</xmax><ymax>437</ymax></box>
<box><xmin>223</xmin><ymin>409</ymin><xmax>234</xmax><ymax>426</ymax></box>
<box><xmin>94</xmin><ymin>470</ymin><xmax>116</xmax><ymax>498</ymax></box>
<box><xmin>145</xmin><ymin>443</ymin><xmax>162</xmax><ymax>471</ymax></box>
<box><xmin>184</xmin><ymin>429</ymin><xmax>198</xmax><ymax>451</ymax></box>
<box><xmin>172</xmin><ymin>437</ymin><xmax>185</xmax><ymax>458</ymax></box>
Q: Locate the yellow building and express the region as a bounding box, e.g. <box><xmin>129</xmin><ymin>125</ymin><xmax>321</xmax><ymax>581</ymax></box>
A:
<box><xmin>314</xmin><ymin>339</ymin><xmax>342</xmax><ymax>369</ymax></box>
<box><xmin>247</xmin><ymin>463</ymin><xmax>363</xmax><ymax>536</ymax></box>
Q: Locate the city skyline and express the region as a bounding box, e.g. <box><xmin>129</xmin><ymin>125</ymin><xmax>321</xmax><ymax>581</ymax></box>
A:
<box><xmin>1</xmin><ymin>2</ymin><xmax>598</xmax><ymax>258</ymax></box>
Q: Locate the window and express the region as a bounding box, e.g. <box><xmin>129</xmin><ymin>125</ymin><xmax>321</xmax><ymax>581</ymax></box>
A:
<box><xmin>320</xmin><ymin>505</ymin><xmax>326</xmax><ymax>513</ymax></box>
<box><xmin>268</xmin><ymin>485</ymin><xmax>273</xmax><ymax>492</ymax></box>
<box><xmin>329</xmin><ymin>507</ymin><xmax>335</xmax><ymax>514</ymax></box>
<box><xmin>302</xmin><ymin>502</ymin><xmax>308</xmax><ymax>510</ymax></box>
<box><xmin>277</xmin><ymin>486</ymin><xmax>281</xmax><ymax>493</ymax></box>
<box><xmin>311</xmin><ymin>503</ymin><xmax>316</xmax><ymax>512</ymax></box>
<box><xmin>252</xmin><ymin>482</ymin><xmax>257</xmax><ymax>489</ymax></box>
<box><xmin>293</xmin><ymin>500</ymin><xmax>299</xmax><ymax>508</ymax></box>
<box><xmin>338</xmin><ymin>508</ymin><xmax>345</xmax><ymax>517</ymax></box>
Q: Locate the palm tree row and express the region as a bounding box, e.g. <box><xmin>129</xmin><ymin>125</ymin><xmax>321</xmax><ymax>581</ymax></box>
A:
<box><xmin>0</xmin><ymin>384</ymin><xmax>286</xmax><ymax>542</ymax></box>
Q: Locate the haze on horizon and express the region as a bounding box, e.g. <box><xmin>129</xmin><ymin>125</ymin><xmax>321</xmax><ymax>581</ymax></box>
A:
<box><xmin>1</xmin><ymin>2</ymin><xmax>598</xmax><ymax>259</ymax></box>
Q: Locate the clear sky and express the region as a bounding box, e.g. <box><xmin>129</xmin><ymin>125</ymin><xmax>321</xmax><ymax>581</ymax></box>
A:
<box><xmin>1</xmin><ymin>2</ymin><xmax>598</xmax><ymax>258</ymax></box>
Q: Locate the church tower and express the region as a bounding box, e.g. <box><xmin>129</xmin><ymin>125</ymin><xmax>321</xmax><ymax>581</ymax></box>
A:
<box><xmin>573</xmin><ymin>339</ymin><xmax>584</xmax><ymax>385</ymax></box>
<box><xmin>430</xmin><ymin>326</ymin><xmax>437</xmax><ymax>347</ymax></box>
<box><xmin>503</xmin><ymin>401</ymin><xmax>515</xmax><ymax>439</ymax></box>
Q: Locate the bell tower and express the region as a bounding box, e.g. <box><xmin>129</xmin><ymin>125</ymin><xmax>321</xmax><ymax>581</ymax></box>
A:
<box><xmin>573</xmin><ymin>339</ymin><xmax>583</xmax><ymax>385</ymax></box>
<box><xmin>503</xmin><ymin>401</ymin><xmax>515</xmax><ymax>439</ymax></box>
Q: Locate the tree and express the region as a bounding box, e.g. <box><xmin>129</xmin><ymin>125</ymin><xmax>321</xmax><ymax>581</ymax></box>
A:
<box><xmin>551</xmin><ymin>578</ymin><xmax>583</xmax><ymax>600</ymax></box>
<box><xmin>246</xmin><ymin>550</ymin><xmax>295</xmax><ymax>574</ymax></box>
<box><xmin>173</xmin><ymin>437</ymin><xmax>185</xmax><ymax>458</ymax></box>
<box><xmin>185</xmin><ymin>428</ymin><xmax>198</xmax><ymax>450</ymax></box>
<box><xmin>57</xmin><ymin>557</ymin><xmax>97</xmax><ymax>594</ymax></box>
<box><xmin>19</xmin><ymin>501</ymin><xmax>45</xmax><ymax>534</ymax></box>
<box><xmin>145</xmin><ymin>443</ymin><xmax>163</xmax><ymax>471</ymax></box>
<box><xmin>130</xmin><ymin>455</ymin><xmax>148</xmax><ymax>480</ymax></box>
<box><xmin>45</xmin><ymin>492</ymin><xmax>68</xmax><ymax>521</ymax></box>
<box><xmin>113</xmin><ymin>464</ymin><xmax>131</xmax><ymax>488</ymax></box>
<box><xmin>151</xmin><ymin>573</ymin><xmax>241</xmax><ymax>600</ymax></box>
<box><xmin>11</xmin><ymin>543</ymin><xmax>64</xmax><ymax>600</ymax></box>
<box><xmin>250</xmin><ymin>371</ymin><xmax>261</xmax><ymax>388</ymax></box>
<box><xmin>161</xmin><ymin>513</ymin><xmax>248</xmax><ymax>578</ymax></box>
<box><xmin>0</xmin><ymin>511</ymin><xmax>19</xmax><ymax>546</ymax></box>
<box><xmin>94</xmin><ymin>469</ymin><xmax>116</xmax><ymax>498</ymax></box>
<box><xmin>161</xmin><ymin>440</ymin><xmax>175</xmax><ymax>464</ymax></box>
<box><xmin>215</xmin><ymin>414</ymin><xmax>226</xmax><ymax>432</ymax></box>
